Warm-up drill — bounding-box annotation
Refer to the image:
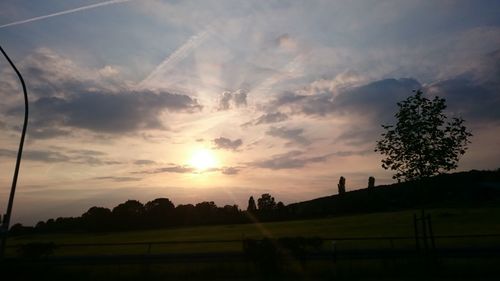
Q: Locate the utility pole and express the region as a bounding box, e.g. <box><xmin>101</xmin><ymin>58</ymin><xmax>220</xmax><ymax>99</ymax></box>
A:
<box><xmin>0</xmin><ymin>45</ymin><xmax>29</xmax><ymax>259</ymax></box>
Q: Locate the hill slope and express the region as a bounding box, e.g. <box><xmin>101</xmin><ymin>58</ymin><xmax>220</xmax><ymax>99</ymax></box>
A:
<box><xmin>287</xmin><ymin>169</ymin><xmax>500</xmax><ymax>218</ymax></box>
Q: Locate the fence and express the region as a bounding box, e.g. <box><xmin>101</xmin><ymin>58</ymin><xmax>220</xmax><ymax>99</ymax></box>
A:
<box><xmin>2</xmin><ymin>234</ymin><xmax>499</xmax><ymax>281</ymax></box>
<box><xmin>4</xmin><ymin>233</ymin><xmax>500</xmax><ymax>262</ymax></box>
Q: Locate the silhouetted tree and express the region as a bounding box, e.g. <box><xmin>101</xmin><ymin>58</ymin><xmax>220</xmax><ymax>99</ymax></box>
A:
<box><xmin>221</xmin><ymin>204</ymin><xmax>241</xmax><ymax>223</ymax></box>
<box><xmin>35</xmin><ymin>221</ymin><xmax>46</xmax><ymax>232</ymax></box>
<box><xmin>175</xmin><ymin>204</ymin><xmax>195</xmax><ymax>226</ymax></box>
<box><xmin>144</xmin><ymin>198</ymin><xmax>175</xmax><ymax>227</ymax></box>
<box><xmin>257</xmin><ymin>193</ymin><xmax>276</xmax><ymax>211</ymax></box>
<box><xmin>112</xmin><ymin>200</ymin><xmax>145</xmax><ymax>229</ymax></box>
<box><xmin>276</xmin><ymin>202</ymin><xmax>285</xmax><ymax>209</ymax></box>
<box><xmin>195</xmin><ymin>201</ymin><xmax>218</xmax><ymax>224</ymax></box>
<box><xmin>247</xmin><ymin>196</ymin><xmax>257</xmax><ymax>213</ymax></box>
<box><xmin>376</xmin><ymin>90</ymin><xmax>472</xmax><ymax>181</ymax></box>
<box><xmin>9</xmin><ymin>223</ymin><xmax>34</xmax><ymax>236</ymax></box>
<box><xmin>368</xmin><ymin>176</ymin><xmax>375</xmax><ymax>189</ymax></box>
<box><xmin>338</xmin><ymin>176</ymin><xmax>346</xmax><ymax>195</ymax></box>
<box><xmin>82</xmin><ymin>206</ymin><xmax>112</xmax><ymax>231</ymax></box>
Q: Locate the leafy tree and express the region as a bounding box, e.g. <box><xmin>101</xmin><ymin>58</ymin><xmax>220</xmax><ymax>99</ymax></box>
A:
<box><xmin>82</xmin><ymin>206</ymin><xmax>112</xmax><ymax>231</ymax></box>
<box><xmin>144</xmin><ymin>198</ymin><xmax>175</xmax><ymax>226</ymax></box>
<box><xmin>375</xmin><ymin>90</ymin><xmax>472</xmax><ymax>181</ymax></box>
<box><xmin>144</xmin><ymin>198</ymin><xmax>175</xmax><ymax>214</ymax></box>
<box><xmin>257</xmin><ymin>193</ymin><xmax>276</xmax><ymax>211</ymax></box>
<box><xmin>112</xmin><ymin>200</ymin><xmax>144</xmax><ymax>217</ymax></box>
<box><xmin>112</xmin><ymin>200</ymin><xmax>145</xmax><ymax>229</ymax></box>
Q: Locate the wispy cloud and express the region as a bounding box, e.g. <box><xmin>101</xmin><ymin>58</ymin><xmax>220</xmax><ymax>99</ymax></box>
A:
<box><xmin>0</xmin><ymin>0</ymin><xmax>132</xmax><ymax>29</ymax></box>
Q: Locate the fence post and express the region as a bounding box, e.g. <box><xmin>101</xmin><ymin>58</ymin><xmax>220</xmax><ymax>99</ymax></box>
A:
<box><xmin>427</xmin><ymin>214</ymin><xmax>436</xmax><ymax>251</ymax></box>
<box><xmin>331</xmin><ymin>241</ymin><xmax>337</xmax><ymax>263</ymax></box>
<box><xmin>413</xmin><ymin>214</ymin><xmax>420</xmax><ymax>252</ymax></box>
<box><xmin>421</xmin><ymin>210</ymin><xmax>429</xmax><ymax>254</ymax></box>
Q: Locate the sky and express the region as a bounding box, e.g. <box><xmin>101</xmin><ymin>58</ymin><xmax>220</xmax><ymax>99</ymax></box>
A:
<box><xmin>0</xmin><ymin>0</ymin><xmax>499</xmax><ymax>225</ymax></box>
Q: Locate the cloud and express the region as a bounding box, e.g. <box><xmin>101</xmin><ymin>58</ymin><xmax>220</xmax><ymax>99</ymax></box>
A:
<box><xmin>1</xmin><ymin>48</ymin><xmax>202</xmax><ymax>137</ymax></box>
<box><xmin>269</xmin><ymin>78</ymin><xmax>420</xmax><ymax>121</ymax></box>
<box><xmin>250</xmin><ymin>150</ymin><xmax>329</xmax><ymax>170</ymax></box>
<box><xmin>266</xmin><ymin>126</ymin><xmax>310</xmax><ymax>146</ymax></box>
<box><xmin>28</xmin><ymin>128</ymin><xmax>72</xmax><ymax>139</ymax></box>
<box><xmin>217</xmin><ymin>89</ymin><xmax>247</xmax><ymax>110</ymax></box>
<box><xmin>94</xmin><ymin>176</ymin><xmax>141</xmax><ymax>182</ymax></box>
<box><xmin>426</xmin><ymin>78</ymin><xmax>500</xmax><ymax>123</ymax></box>
<box><xmin>213</xmin><ymin>137</ymin><xmax>243</xmax><ymax>150</ymax></box>
<box><xmin>334</xmin><ymin>78</ymin><xmax>421</xmax><ymax>118</ymax></box>
<box><xmin>0</xmin><ymin>148</ymin><xmax>120</xmax><ymax>165</ymax></box>
<box><xmin>276</xmin><ymin>34</ymin><xmax>298</xmax><ymax>51</ymax></box>
<box><xmin>98</xmin><ymin>65</ymin><xmax>120</xmax><ymax>77</ymax></box>
<box><xmin>15</xmin><ymin>90</ymin><xmax>201</xmax><ymax>134</ymax></box>
<box><xmin>0</xmin><ymin>149</ymin><xmax>17</xmax><ymax>158</ymax></box>
<box><xmin>332</xmin><ymin>149</ymin><xmax>373</xmax><ymax>157</ymax></box>
<box><xmin>425</xmin><ymin>49</ymin><xmax>500</xmax><ymax>124</ymax></box>
<box><xmin>136</xmin><ymin>165</ymin><xmax>196</xmax><ymax>174</ymax></box>
<box><xmin>335</xmin><ymin>128</ymin><xmax>381</xmax><ymax>146</ymax></box>
<box><xmin>134</xmin><ymin>159</ymin><xmax>157</xmax><ymax>165</ymax></box>
<box><xmin>135</xmin><ymin>164</ymin><xmax>241</xmax><ymax>176</ymax></box>
<box><xmin>242</xmin><ymin>112</ymin><xmax>289</xmax><ymax>127</ymax></box>
<box><xmin>221</xmin><ymin>167</ymin><xmax>240</xmax><ymax>175</ymax></box>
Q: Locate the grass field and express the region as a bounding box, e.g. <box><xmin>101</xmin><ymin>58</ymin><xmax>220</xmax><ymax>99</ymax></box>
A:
<box><xmin>3</xmin><ymin>207</ymin><xmax>500</xmax><ymax>280</ymax></box>
<box><xmin>6</xmin><ymin>207</ymin><xmax>500</xmax><ymax>256</ymax></box>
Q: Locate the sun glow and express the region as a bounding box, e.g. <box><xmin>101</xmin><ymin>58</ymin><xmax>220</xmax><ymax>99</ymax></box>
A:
<box><xmin>189</xmin><ymin>148</ymin><xmax>218</xmax><ymax>171</ymax></box>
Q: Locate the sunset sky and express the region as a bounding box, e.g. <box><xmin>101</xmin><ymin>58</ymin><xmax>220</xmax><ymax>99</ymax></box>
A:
<box><xmin>1</xmin><ymin>0</ymin><xmax>499</xmax><ymax>225</ymax></box>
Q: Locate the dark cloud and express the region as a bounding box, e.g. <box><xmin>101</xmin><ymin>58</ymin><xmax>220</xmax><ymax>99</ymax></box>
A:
<box><xmin>221</xmin><ymin>167</ymin><xmax>240</xmax><ymax>175</ymax></box>
<box><xmin>1</xmin><ymin>48</ymin><xmax>202</xmax><ymax>138</ymax></box>
<box><xmin>334</xmin><ymin>78</ymin><xmax>421</xmax><ymax>120</ymax></box>
<box><xmin>66</xmin><ymin>149</ymin><xmax>107</xmax><ymax>156</ymax></box>
<box><xmin>250</xmin><ymin>150</ymin><xmax>329</xmax><ymax>170</ymax></box>
<box><xmin>424</xmin><ymin>51</ymin><xmax>500</xmax><ymax>124</ymax></box>
<box><xmin>267</xmin><ymin>91</ymin><xmax>335</xmax><ymax>116</ymax></box>
<box><xmin>268</xmin><ymin>78</ymin><xmax>420</xmax><ymax>121</ymax></box>
<box><xmin>255</xmin><ymin>112</ymin><xmax>289</xmax><ymax>125</ymax></box>
<box><xmin>134</xmin><ymin>159</ymin><xmax>157</xmax><ymax>165</ymax></box>
<box><xmin>217</xmin><ymin>89</ymin><xmax>247</xmax><ymax>110</ymax></box>
<box><xmin>213</xmin><ymin>137</ymin><xmax>243</xmax><ymax>150</ymax></box>
<box><xmin>136</xmin><ymin>165</ymin><xmax>196</xmax><ymax>174</ymax></box>
<box><xmin>28</xmin><ymin>128</ymin><xmax>72</xmax><ymax>139</ymax></box>
<box><xmin>0</xmin><ymin>148</ymin><xmax>120</xmax><ymax>165</ymax></box>
<box><xmin>134</xmin><ymin>164</ymin><xmax>241</xmax><ymax>176</ymax></box>
<box><xmin>266</xmin><ymin>126</ymin><xmax>310</xmax><ymax>146</ymax></box>
<box><xmin>242</xmin><ymin>112</ymin><xmax>289</xmax><ymax>127</ymax></box>
<box><xmin>335</xmin><ymin>128</ymin><xmax>382</xmax><ymax>146</ymax></box>
<box><xmin>94</xmin><ymin>176</ymin><xmax>141</xmax><ymax>182</ymax></box>
<box><xmin>7</xmin><ymin>90</ymin><xmax>202</xmax><ymax>135</ymax></box>
<box><xmin>0</xmin><ymin>148</ymin><xmax>17</xmax><ymax>158</ymax></box>
<box><xmin>332</xmin><ymin>149</ymin><xmax>373</xmax><ymax>157</ymax></box>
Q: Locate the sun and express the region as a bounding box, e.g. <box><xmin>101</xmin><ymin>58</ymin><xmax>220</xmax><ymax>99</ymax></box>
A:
<box><xmin>189</xmin><ymin>148</ymin><xmax>218</xmax><ymax>171</ymax></box>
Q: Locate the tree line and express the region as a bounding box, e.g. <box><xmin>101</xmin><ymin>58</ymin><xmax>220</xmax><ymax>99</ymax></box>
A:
<box><xmin>9</xmin><ymin>193</ymin><xmax>288</xmax><ymax>235</ymax></box>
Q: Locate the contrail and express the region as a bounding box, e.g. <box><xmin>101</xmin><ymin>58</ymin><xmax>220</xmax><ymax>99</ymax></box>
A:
<box><xmin>137</xmin><ymin>29</ymin><xmax>211</xmax><ymax>89</ymax></box>
<box><xmin>249</xmin><ymin>52</ymin><xmax>309</xmax><ymax>98</ymax></box>
<box><xmin>0</xmin><ymin>0</ymin><xmax>131</xmax><ymax>29</ymax></box>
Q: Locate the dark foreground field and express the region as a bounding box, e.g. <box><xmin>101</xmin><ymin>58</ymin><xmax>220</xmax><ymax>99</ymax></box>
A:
<box><xmin>2</xmin><ymin>207</ymin><xmax>500</xmax><ymax>280</ymax></box>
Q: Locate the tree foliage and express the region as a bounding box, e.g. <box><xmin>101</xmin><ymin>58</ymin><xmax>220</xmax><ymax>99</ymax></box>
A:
<box><xmin>247</xmin><ymin>196</ymin><xmax>257</xmax><ymax>212</ymax></box>
<box><xmin>375</xmin><ymin>90</ymin><xmax>472</xmax><ymax>181</ymax></box>
<box><xmin>15</xmin><ymin>193</ymin><xmax>289</xmax><ymax>234</ymax></box>
<box><xmin>257</xmin><ymin>193</ymin><xmax>276</xmax><ymax>211</ymax></box>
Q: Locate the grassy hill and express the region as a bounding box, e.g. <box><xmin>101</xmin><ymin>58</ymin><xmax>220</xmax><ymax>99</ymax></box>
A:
<box><xmin>287</xmin><ymin>169</ymin><xmax>500</xmax><ymax>218</ymax></box>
